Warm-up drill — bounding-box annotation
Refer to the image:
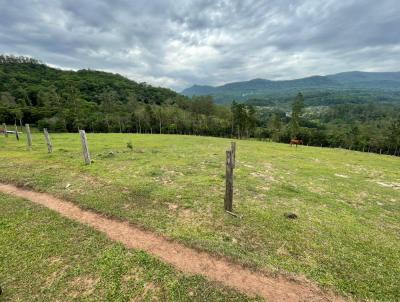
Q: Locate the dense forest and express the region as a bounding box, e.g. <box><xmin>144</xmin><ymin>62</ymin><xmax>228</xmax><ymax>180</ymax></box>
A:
<box><xmin>1</xmin><ymin>55</ymin><xmax>399</xmax><ymax>156</ymax></box>
<box><xmin>0</xmin><ymin>55</ymin><xmax>231</xmax><ymax>136</ymax></box>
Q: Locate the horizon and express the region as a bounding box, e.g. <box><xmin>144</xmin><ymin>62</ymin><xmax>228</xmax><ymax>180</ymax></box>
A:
<box><xmin>184</xmin><ymin>70</ymin><xmax>400</xmax><ymax>89</ymax></box>
<box><xmin>3</xmin><ymin>54</ymin><xmax>400</xmax><ymax>93</ymax></box>
<box><xmin>1</xmin><ymin>0</ymin><xmax>399</xmax><ymax>91</ymax></box>
<box><xmin>2</xmin><ymin>53</ymin><xmax>400</xmax><ymax>93</ymax></box>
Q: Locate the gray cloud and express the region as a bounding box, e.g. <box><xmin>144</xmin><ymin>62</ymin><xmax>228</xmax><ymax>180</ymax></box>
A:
<box><xmin>1</xmin><ymin>0</ymin><xmax>399</xmax><ymax>90</ymax></box>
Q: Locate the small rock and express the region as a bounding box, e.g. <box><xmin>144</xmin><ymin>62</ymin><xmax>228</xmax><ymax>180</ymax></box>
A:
<box><xmin>284</xmin><ymin>212</ymin><xmax>298</xmax><ymax>219</ymax></box>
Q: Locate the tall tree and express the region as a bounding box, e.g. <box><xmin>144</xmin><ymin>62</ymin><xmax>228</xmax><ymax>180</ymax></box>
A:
<box><xmin>290</xmin><ymin>92</ymin><xmax>304</xmax><ymax>138</ymax></box>
<box><xmin>270</xmin><ymin>114</ymin><xmax>282</xmax><ymax>142</ymax></box>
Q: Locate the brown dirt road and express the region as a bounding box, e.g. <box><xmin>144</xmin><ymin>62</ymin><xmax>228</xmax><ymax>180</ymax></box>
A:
<box><xmin>0</xmin><ymin>183</ymin><xmax>346</xmax><ymax>302</ymax></box>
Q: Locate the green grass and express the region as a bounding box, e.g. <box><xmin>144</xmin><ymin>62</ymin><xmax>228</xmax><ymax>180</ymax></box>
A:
<box><xmin>0</xmin><ymin>193</ymin><xmax>260</xmax><ymax>301</ymax></box>
<box><xmin>1</xmin><ymin>133</ymin><xmax>399</xmax><ymax>301</ymax></box>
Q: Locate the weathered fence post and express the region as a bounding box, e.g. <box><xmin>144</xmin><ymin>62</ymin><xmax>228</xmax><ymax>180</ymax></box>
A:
<box><xmin>43</xmin><ymin>128</ymin><xmax>53</xmax><ymax>153</ymax></box>
<box><xmin>231</xmin><ymin>141</ymin><xmax>236</xmax><ymax>168</ymax></box>
<box><xmin>79</xmin><ymin>130</ymin><xmax>91</xmax><ymax>165</ymax></box>
<box><xmin>25</xmin><ymin>124</ymin><xmax>32</xmax><ymax>149</ymax></box>
<box><xmin>224</xmin><ymin>150</ymin><xmax>234</xmax><ymax>212</ymax></box>
<box><xmin>14</xmin><ymin>124</ymin><xmax>19</xmax><ymax>141</ymax></box>
<box><xmin>3</xmin><ymin>123</ymin><xmax>8</xmax><ymax>137</ymax></box>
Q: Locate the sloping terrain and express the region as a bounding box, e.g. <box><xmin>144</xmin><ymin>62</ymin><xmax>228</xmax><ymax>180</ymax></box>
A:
<box><xmin>1</xmin><ymin>184</ymin><xmax>341</xmax><ymax>302</ymax></box>
<box><xmin>0</xmin><ymin>133</ymin><xmax>399</xmax><ymax>301</ymax></box>
<box><xmin>0</xmin><ymin>193</ymin><xmax>259</xmax><ymax>301</ymax></box>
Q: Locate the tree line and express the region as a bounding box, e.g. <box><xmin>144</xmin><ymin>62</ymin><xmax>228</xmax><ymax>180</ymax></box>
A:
<box><xmin>1</xmin><ymin>55</ymin><xmax>399</xmax><ymax>156</ymax></box>
<box><xmin>262</xmin><ymin>93</ymin><xmax>400</xmax><ymax>156</ymax></box>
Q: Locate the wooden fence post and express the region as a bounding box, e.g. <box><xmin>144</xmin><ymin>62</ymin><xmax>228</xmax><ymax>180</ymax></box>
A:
<box><xmin>231</xmin><ymin>141</ymin><xmax>236</xmax><ymax>168</ymax></box>
<box><xmin>14</xmin><ymin>124</ymin><xmax>19</xmax><ymax>141</ymax></box>
<box><xmin>25</xmin><ymin>124</ymin><xmax>32</xmax><ymax>149</ymax></box>
<box><xmin>43</xmin><ymin>128</ymin><xmax>53</xmax><ymax>153</ymax></box>
<box><xmin>224</xmin><ymin>150</ymin><xmax>234</xmax><ymax>212</ymax></box>
<box><xmin>79</xmin><ymin>130</ymin><xmax>91</xmax><ymax>165</ymax></box>
<box><xmin>3</xmin><ymin>123</ymin><xmax>8</xmax><ymax>137</ymax></box>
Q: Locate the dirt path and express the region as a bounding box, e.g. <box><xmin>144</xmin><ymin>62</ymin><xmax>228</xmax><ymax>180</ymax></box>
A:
<box><xmin>0</xmin><ymin>183</ymin><xmax>344</xmax><ymax>302</ymax></box>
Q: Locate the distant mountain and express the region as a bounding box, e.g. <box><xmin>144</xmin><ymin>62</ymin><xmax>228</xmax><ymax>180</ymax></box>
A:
<box><xmin>326</xmin><ymin>71</ymin><xmax>400</xmax><ymax>89</ymax></box>
<box><xmin>183</xmin><ymin>76</ymin><xmax>337</xmax><ymax>95</ymax></box>
<box><xmin>182</xmin><ymin>71</ymin><xmax>400</xmax><ymax>106</ymax></box>
<box><xmin>327</xmin><ymin>71</ymin><xmax>400</xmax><ymax>84</ymax></box>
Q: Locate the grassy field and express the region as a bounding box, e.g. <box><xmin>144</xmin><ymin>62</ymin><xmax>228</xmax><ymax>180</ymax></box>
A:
<box><xmin>0</xmin><ymin>193</ymin><xmax>260</xmax><ymax>301</ymax></box>
<box><xmin>0</xmin><ymin>132</ymin><xmax>399</xmax><ymax>301</ymax></box>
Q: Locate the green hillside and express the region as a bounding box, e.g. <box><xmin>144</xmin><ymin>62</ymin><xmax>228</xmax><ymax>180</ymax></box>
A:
<box><xmin>0</xmin><ymin>55</ymin><xmax>230</xmax><ymax>136</ymax></box>
<box><xmin>0</xmin><ymin>133</ymin><xmax>399</xmax><ymax>301</ymax></box>
<box><xmin>0</xmin><ymin>55</ymin><xmax>178</xmax><ymax>105</ymax></box>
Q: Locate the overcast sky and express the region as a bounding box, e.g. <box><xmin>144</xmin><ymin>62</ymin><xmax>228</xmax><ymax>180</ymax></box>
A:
<box><xmin>1</xmin><ymin>0</ymin><xmax>399</xmax><ymax>91</ymax></box>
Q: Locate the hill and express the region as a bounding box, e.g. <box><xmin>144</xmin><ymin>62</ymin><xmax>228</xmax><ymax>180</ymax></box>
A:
<box><xmin>182</xmin><ymin>71</ymin><xmax>400</xmax><ymax>105</ymax></box>
<box><xmin>327</xmin><ymin>71</ymin><xmax>400</xmax><ymax>84</ymax></box>
<box><xmin>0</xmin><ymin>55</ymin><xmax>179</xmax><ymax>106</ymax></box>
<box><xmin>1</xmin><ymin>133</ymin><xmax>399</xmax><ymax>301</ymax></box>
<box><xmin>0</xmin><ymin>55</ymin><xmax>229</xmax><ymax>135</ymax></box>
